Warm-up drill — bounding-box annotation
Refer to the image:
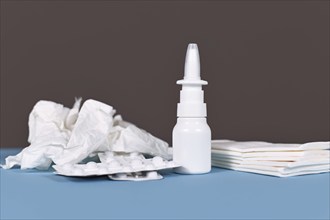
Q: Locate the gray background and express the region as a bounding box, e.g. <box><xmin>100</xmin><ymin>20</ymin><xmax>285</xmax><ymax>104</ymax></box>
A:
<box><xmin>1</xmin><ymin>1</ymin><xmax>329</xmax><ymax>148</ymax></box>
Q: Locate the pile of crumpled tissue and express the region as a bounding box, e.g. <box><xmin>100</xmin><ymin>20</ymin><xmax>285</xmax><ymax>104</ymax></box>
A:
<box><xmin>211</xmin><ymin>140</ymin><xmax>330</xmax><ymax>177</ymax></box>
<box><xmin>1</xmin><ymin>98</ymin><xmax>177</xmax><ymax>181</ymax></box>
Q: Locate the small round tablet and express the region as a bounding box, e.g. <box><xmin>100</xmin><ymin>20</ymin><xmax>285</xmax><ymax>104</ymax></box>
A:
<box><xmin>145</xmin><ymin>164</ymin><xmax>155</xmax><ymax>170</ymax></box>
<box><xmin>86</xmin><ymin>161</ymin><xmax>97</xmax><ymax>169</ymax></box>
<box><xmin>131</xmin><ymin>159</ymin><xmax>143</xmax><ymax>169</ymax></box>
<box><xmin>109</xmin><ymin>160</ymin><xmax>121</xmax><ymax>168</ymax></box>
<box><xmin>116</xmin><ymin>173</ymin><xmax>127</xmax><ymax>178</ymax></box>
<box><xmin>152</xmin><ymin>156</ymin><xmax>165</xmax><ymax>166</ymax></box>
<box><xmin>146</xmin><ymin>171</ymin><xmax>158</xmax><ymax>179</ymax></box>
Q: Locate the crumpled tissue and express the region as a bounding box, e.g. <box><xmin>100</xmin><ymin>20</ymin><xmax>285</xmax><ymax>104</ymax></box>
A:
<box><xmin>2</xmin><ymin>99</ymin><xmax>171</xmax><ymax>170</ymax></box>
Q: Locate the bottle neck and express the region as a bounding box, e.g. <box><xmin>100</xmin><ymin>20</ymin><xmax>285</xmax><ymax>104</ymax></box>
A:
<box><xmin>180</xmin><ymin>85</ymin><xmax>204</xmax><ymax>103</ymax></box>
<box><xmin>177</xmin><ymin>84</ymin><xmax>206</xmax><ymax>117</ymax></box>
<box><xmin>177</xmin><ymin>117</ymin><xmax>207</xmax><ymax>122</ymax></box>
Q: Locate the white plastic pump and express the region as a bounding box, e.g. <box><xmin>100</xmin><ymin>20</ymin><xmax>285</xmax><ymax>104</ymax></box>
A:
<box><xmin>173</xmin><ymin>43</ymin><xmax>211</xmax><ymax>174</ymax></box>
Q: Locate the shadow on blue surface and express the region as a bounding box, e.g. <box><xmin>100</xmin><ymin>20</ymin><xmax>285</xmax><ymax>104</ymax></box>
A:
<box><xmin>49</xmin><ymin>174</ymin><xmax>111</xmax><ymax>182</ymax></box>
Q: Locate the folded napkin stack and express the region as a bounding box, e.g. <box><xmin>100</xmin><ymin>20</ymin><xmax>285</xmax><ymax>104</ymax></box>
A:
<box><xmin>211</xmin><ymin>140</ymin><xmax>330</xmax><ymax>177</ymax></box>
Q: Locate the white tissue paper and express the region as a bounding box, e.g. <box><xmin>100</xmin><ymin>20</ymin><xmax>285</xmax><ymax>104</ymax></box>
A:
<box><xmin>2</xmin><ymin>99</ymin><xmax>81</xmax><ymax>170</ymax></box>
<box><xmin>110</xmin><ymin>122</ymin><xmax>171</xmax><ymax>160</ymax></box>
<box><xmin>2</xmin><ymin>99</ymin><xmax>171</xmax><ymax>172</ymax></box>
<box><xmin>211</xmin><ymin>140</ymin><xmax>330</xmax><ymax>177</ymax></box>
<box><xmin>52</xmin><ymin>99</ymin><xmax>115</xmax><ymax>165</ymax></box>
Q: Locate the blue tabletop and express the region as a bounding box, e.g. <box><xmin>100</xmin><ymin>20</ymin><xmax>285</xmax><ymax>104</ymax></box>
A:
<box><xmin>1</xmin><ymin>148</ymin><xmax>329</xmax><ymax>220</ymax></box>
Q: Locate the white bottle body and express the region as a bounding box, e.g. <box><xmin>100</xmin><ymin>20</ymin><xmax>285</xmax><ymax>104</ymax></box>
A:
<box><xmin>173</xmin><ymin>118</ymin><xmax>211</xmax><ymax>174</ymax></box>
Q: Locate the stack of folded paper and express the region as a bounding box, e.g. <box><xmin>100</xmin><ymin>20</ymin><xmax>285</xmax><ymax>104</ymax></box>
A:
<box><xmin>211</xmin><ymin>140</ymin><xmax>330</xmax><ymax>177</ymax></box>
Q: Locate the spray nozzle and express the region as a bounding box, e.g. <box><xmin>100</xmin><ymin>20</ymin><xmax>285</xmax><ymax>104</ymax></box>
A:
<box><xmin>177</xmin><ymin>43</ymin><xmax>207</xmax><ymax>85</ymax></box>
<box><xmin>176</xmin><ymin>43</ymin><xmax>208</xmax><ymax>117</ymax></box>
<box><xmin>184</xmin><ymin>43</ymin><xmax>200</xmax><ymax>80</ymax></box>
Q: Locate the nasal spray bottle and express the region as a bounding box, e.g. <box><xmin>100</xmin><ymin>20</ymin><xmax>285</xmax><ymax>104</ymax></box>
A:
<box><xmin>173</xmin><ymin>43</ymin><xmax>211</xmax><ymax>174</ymax></box>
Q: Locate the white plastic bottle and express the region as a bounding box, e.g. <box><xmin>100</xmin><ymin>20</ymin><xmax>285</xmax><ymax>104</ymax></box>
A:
<box><xmin>173</xmin><ymin>43</ymin><xmax>211</xmax><ymax>174</ymax></box>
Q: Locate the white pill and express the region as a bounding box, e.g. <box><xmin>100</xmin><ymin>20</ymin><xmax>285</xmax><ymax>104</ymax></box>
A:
<box><xmin>86</xmin><ymin>161</ymin><xmax>97</xmax><ymax>169</ymax></box>
<box><xmin>131</xmin><ymin>159</ymin><xmax>143</xmax><ymax>168</ymax></box>
<box><xmin>109</xmin><ymin>161</ymin><xmax>121</xmax><ymax>168</ymax></box>
<box><xmin>145</xmin><ymin>164</ymin><xmax>155</xmax><ymax>170</ymax></box>
<box><xmin>147</xmin><ymin>171</ymin><xmax>158</xmax><ymax>179</ymax></box>
<box><xmin>152</xmin><ymin>156</ymin><xmax>165</xmax><ymax>166</ymax></box>
<box><xmin>116</xmin><ymin>173</ymin><xmax>127</xmax><ymax>178</ymax></box>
